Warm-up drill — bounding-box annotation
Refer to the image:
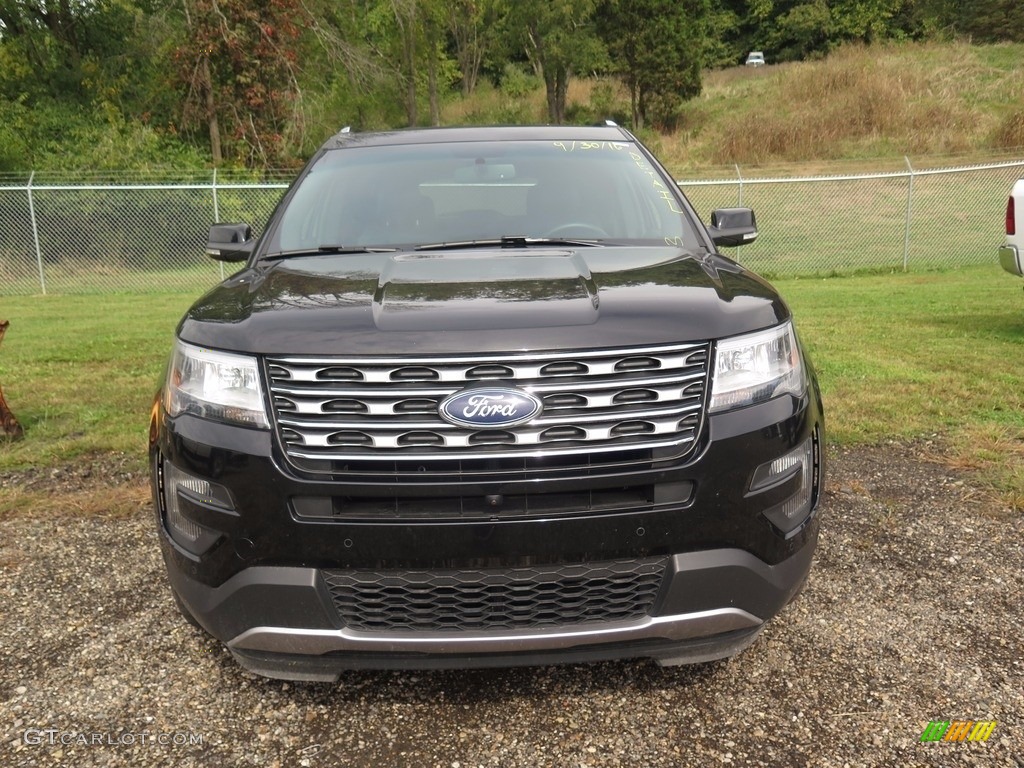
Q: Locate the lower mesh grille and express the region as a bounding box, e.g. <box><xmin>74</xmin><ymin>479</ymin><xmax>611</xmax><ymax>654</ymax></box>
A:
<box><xmin>322</xmin><ymin>558</ymin><xmax>667</xmax><ymax>632</ymax></box>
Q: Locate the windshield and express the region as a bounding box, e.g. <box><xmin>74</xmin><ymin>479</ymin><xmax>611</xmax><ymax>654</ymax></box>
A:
<box><xmin>268</xmin><ymin>140</ymin><xmax>703</xmax><ymax>254</ymax></box>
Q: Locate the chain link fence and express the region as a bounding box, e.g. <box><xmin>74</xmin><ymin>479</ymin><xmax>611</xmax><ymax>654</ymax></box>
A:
<box><xmin>1</xmin><ymin>159</ymin><xmax>1020</xmax><ymax>296</ymax></box>
<box><xmin>0</xmin><ymin>170</ymin><xmax>289</xmax><ymax>295</ymax></box>
<box><xmin>680</xmin><ymin>158</ymin><xmax>1023</xmax><ymax>279</ymax></box>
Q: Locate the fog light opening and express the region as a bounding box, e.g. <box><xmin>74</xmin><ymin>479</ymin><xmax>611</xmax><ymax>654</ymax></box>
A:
<box><xmin>760</xmin><ymin>435</ymin><xmax>817</xmax><ymax>536</ymax></box>
<box><xmin>162</xmin><ymin>461</ymin><xmax>213</xmax><ymax>546</ymax></box>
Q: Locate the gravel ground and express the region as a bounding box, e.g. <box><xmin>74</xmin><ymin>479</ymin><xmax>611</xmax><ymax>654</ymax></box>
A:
<box><xmin>1</xmin><ymin>442</ymin><xmax>1021</xmax><ymax>768</ymax></box>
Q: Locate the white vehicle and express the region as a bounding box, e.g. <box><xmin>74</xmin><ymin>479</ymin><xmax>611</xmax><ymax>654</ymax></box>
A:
<box><xmin>745</xmin><ymin>51</ymin><xmax>765</xmax><ymax>67</ymax></box>
<box><xmin>1000</xmin><ymin>179</ymin><xmax>1024</xmax><ymax>277</ymax></box>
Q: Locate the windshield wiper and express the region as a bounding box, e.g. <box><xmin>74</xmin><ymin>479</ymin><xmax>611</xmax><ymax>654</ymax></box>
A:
<box><xmin>261</xmin><ymin>245</ymin><xmax>398</xmax><ymax>262</ymax></box>
<box><xmin>415</xmin><ymin>236</ymin><xmax>604</xmax><ymax>251</ymax></box>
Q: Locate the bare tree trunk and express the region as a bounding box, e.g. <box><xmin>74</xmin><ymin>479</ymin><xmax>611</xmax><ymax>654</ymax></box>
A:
<box><xmin>0</xmin><ymin>321</ymin><xmax>24</xmax><ymax>440</ymax></box>
<box><xmin>428</xmin><ymin>53</ymin><xmax>440</xmax><ymax>126</ymax></box>
<box><xmin>404</xmin><ymin>30</ymin><xmax>417</xmax><ymax>126</ymax></box>
<box><xmin>201</xmin><ymin>56</ymin><xmax>222</xmax><ymax>165</ymax></box>
<box><xmin>544</xmin><ymin>70</ymin><xmax>558</xmax><ymax>123</ymax></box>
<box><xmin>544</xmin><ymin>64</ymin><xmax>569</xmax><ymax>124</ymax></box>
<box><xmin>449</xmin><ymin>0</ymin><xmax>484</xmax><ymax>97</ymax></box>
<box><xmin>630</xmin><ymin>81</ymin><xmax>641</xmax><ymax>130</ymax></box>
<box><xmin>393</xmin><ymin>0</ymin><xmax>418</xmax><ymax>126</ymax></box>
<box><xmin>555</xmin><ymin>66</ymin><xmax>569</xmax><ymax>124</ymax></box>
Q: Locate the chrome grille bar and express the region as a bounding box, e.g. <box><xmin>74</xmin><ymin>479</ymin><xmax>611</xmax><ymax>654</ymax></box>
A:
<box><xmin>265</xmin><ymin>342</ymin><xmax>710</xmax><ymax>464</ymax></box>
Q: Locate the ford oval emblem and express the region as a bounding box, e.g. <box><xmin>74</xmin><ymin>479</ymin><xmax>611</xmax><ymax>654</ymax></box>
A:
<box><xmin>439</xmin><ymin>387</ymin><xmax>543</xmax><ymax>429</ymax></box>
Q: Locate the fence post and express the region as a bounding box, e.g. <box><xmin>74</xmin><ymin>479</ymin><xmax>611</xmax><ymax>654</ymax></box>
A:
<box><xmin>212</xmin><ymin>167</ymin><xmax>221</xmax><ymax>222</ymax></box>
<box><xmin>735</xmin><ymin>164</ymin><xmax>744</xmax><ymax>206</ymax></box>
<box><xmin>212</xmin><ymin>168</ymin><xmax>224</xmax><ymax>281</ymax></box>
<box><xmin>26</xmin><ymin>172</ymin><xmax>46</xmax><ymax>295</ymax></box>
<box><xmin>902</xmin><ymin>156</ymin><xmax>914</xmax><ymax>272</ymax></box>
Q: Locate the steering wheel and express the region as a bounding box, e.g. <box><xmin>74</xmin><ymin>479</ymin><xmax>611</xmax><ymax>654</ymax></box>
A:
<box><xmin>546</xmin><ymin>222</ymin><xmax>609</xmax><ymax>239</ymax></box>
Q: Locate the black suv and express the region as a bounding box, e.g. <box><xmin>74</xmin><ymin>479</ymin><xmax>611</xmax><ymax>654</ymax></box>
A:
<box><xmin>149</xmin><ymin>124</ymin><xmax>824</xmax><ymax>682</ymax></box>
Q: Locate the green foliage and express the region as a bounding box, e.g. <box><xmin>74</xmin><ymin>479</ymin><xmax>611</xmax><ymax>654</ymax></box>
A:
<box><xmin>0</xmin><ymin>98</ymin><xmax>206</xmax><ymax>173</ymax></box>
<box><xmin>599</xmin><ymin>0</ymin><xmax>709</xmax><ymax>130</ymax></box>
<box><xmin>499</xmin><ymin>63</ymin><xmax>538</xmax><ymax>99</ymax></box>
<box><xmin>0</xmin><ymin>97</ymin><xmax>34</xmax><ymax>172</ymax></box>
<box><xmin>576</xmin><ymin>79</ymin><xmax>631</xmax><ymax>126</ymax></box>
<box><xmin>713</xmin><ymin>0</ymin><xmax>966</xmax><ymax>64</ymax></box>
<box><xmin>955</xmin><ymin>0</ymin><xmax>1024</xmax><ymax>43</ymax></box>
<box><xmin>703</xmin><ymin>4</ymin><xmax>744</xmax><ymax>68</ymax></box>
<box><xmin>502</xmin><ymin>0</ymin><xmax>607</xmax><ymax>123</ymax></box>
<box><xmin>444</xmin><ymin>78</ymin><xmax>542</xmax><ymax>125</ymax></box>
<box><xmin>0</xmin><ymin>0</ymin><xmax>1020</xmax><ymax>168</ymax></box>
<box><xmin>173</xmin><ymin>0</ymin><xmax>305</xmax><ymax>167</ymax></box>
<box><xmin>770</xmin><ymin>0</ymin><xmax>833</xmax><ymax>60</ymax></box>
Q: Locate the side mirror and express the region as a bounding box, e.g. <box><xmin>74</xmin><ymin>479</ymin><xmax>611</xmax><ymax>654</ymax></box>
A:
<box><xmin>206</xmin><ymin>223</ymin><xmax>254</xmax><ymax>262</ymax></box>
<box><xmin>708</xmin><ymin>207</ymin><xmax>758</xmax><ymax>248</ymax></box>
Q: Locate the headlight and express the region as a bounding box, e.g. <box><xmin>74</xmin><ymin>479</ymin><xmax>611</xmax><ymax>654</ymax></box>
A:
<box><xmin>710</xmin><ymin>321</ymin><xmax>804</xmax><ymax>412</ymax></box>
<box><xmin>164</xmin><ymin>340</ymin><xmax>269</xmax><ymax>428</ymax></box>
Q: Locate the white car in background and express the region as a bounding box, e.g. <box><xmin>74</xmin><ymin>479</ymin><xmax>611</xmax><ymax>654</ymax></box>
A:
<box><xmin>745</xmin><ymin>51</ymin><xmax>766</xmax><ymax>67</ymax></box>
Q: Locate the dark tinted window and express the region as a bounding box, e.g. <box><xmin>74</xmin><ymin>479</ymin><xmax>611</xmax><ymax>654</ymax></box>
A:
<box><xmin>271</xmin><ymin>140</ymin><xmax>701</xmax><ymax>252</ymax></box>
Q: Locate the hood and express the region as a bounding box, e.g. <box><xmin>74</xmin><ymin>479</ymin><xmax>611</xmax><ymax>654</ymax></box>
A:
<box><xmin>178</xmin><ymin>247</ymin><xmax>788</xmax><ymax>355</ymax></box>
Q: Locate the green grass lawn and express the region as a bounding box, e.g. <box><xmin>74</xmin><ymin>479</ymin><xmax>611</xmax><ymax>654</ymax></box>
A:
<box><xmin>779</xmin><ymin>265</ymin><xmax>1024</xmax><ymax>506</ymax></box>
<box><xmin>1</xmin><ymin>266</ymin><xmax>1022</xmax><ymax>506</ymax></box>
<box><xmin>0</xmin><ymin>293</ymin><xmax>195</xmax><ymax>468</ymax></box>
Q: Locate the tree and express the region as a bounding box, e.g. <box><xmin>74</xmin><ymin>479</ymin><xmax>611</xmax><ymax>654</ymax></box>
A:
<box><xmin>768</xmin><ymin>0</ymin><xmax>832</xmax><ymax>60</ymax></box>
<box><xmin>741</xmin><ymin>0</ymin><xmax>929</xmax><ymax>63</ymax></box>
<box><xmin>350</xmin><ymin>0</ymin><xmax>454</xmax><ymax>127</ymax></box>
<box><xmin>444</xmin><ymin>0</ymin><xmax>507</xmax><ymax>96</ymax></box>
<box><xmin>830</xmin><ymin>0</ymin><xmax>905</xmax><ymax>42</ymax></box>
<box><xmin>0</xmin><ymin>1</ymin><xmax>83</xmax><ymax>94</ymax></box>
<box><xmin>301</xmin><ymin>0</ymin><xmax>394</xmax><ymax>131</ymax></box>
<box><xmin>0</xmin><ymin>0</ymin><xmax>153</xmax><ymax>103</ymax></box>
<box><xmin>954</xmin><ymin>0</ymin><xmax>1024</xmax><ymax>42</ymax></box>
<box><xmin>446</xmin><ymin>0</ymin><xmax>504</xmax><ymax>96</ymax></box>
<box><xmin>175</xmin><ymin>0</ymin><xmax>304</xmax><ymax>166</ymax></box>
<box><xmin>703</xmin><ymin>0</ymin><xmax>745</xmax><ymax>68</ymax></box>
<box><xmin>599</xmin><ymin>0</ymin><xmax>709</xmax><ymax>130</ymax></box>
<box><xmin>388</xmin><ymin>0</ymin><xmax>420</xmax><ymax>125</ymax></box>
<box><xmin>504</xmin><ymin>0</ymin><xmax>605</xmax><ymax>124</ymax></box>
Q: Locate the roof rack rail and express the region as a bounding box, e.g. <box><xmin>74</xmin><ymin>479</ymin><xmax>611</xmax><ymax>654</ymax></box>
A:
<box><xmin>334</xmin><ymin>126</ymin><xmax>354</xmax><ymax>146</ymax></box>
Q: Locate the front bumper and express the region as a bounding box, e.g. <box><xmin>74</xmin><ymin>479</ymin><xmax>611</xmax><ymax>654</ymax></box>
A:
<box><xmin>167</xmin><ymin>540</ymin><xmax>815</xmax><ymax>682</ymax></box>
<box><xmin>151</xmin><ymin>383</ymin><xmax>824</xmax><ymax>680</ymax></box>
<box><xmin>999</xmin><ymin>244</ymin><xmax>1023</xmax><ymax>277</ymax></box>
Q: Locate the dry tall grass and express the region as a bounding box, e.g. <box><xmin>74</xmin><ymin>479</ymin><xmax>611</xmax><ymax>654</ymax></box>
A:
<box><xmin>993</xmin><ymin>111</ymin><xmax>1024</xmax><ymax>149</ymax></box>
<box><xmin>703</xmin><ymin>42</ymin><xmax>1002</xmax><ymax>164</ymax></box>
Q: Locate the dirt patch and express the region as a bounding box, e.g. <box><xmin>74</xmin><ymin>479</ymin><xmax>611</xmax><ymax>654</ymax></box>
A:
<box><xmin>0</xmin><ymin>453</ymin><xmax>148</xmax><ymax>521</ymax></box>
<box><xmin>0</xmin><ymin>452</ymin><xmax>144</xmax><ymax>496</ymax></box>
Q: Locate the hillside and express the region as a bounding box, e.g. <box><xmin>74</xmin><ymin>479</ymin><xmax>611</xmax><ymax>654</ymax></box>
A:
<box><xmin>682</xmin><ymin>41</ymin><xmax>1024</xmax><ymax>168</ymax></box>
<box><xmin>442</xmin><ymin>41</ymin><xmax>1024</xmax><ymax>174</ymax></box>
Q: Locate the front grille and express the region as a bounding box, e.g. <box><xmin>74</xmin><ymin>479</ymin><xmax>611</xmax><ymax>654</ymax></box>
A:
<box><xmin>321</xmin><ymin>558</ymin><xmax>668</xmax><ymax>632</ymax></box>
<box><xmin>266</xmin><ymin>343</ymin><xmax>710</xmax><ymax>472</ymax></box>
